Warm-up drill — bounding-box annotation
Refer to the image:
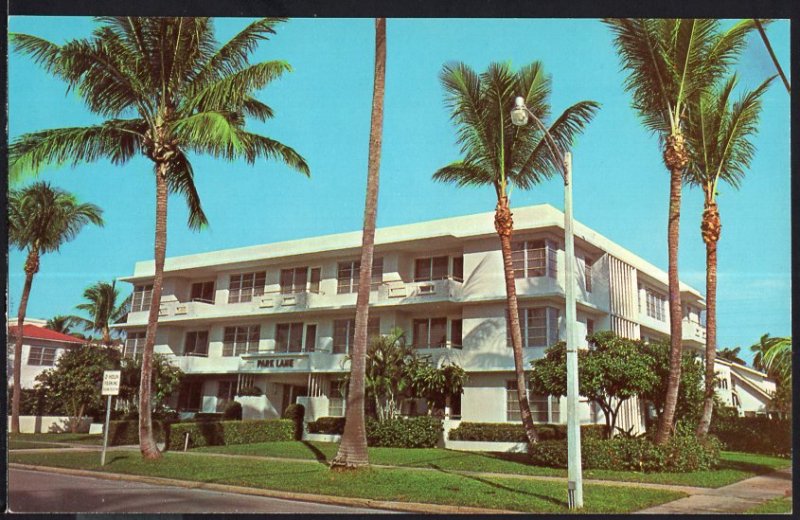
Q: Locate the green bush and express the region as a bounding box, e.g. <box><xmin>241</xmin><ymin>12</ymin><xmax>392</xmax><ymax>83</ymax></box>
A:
<box><xmin>193</xmin><ymin>412</ymin><xmax>223</xmax><ymax>422</ymax></box>
<box><xmin>448</xmin><ymin>422</ymin><xmax>608</xmax><ymax>442</ymax></box>
<box><xmin>107</xmin><ymin>420</ymin><xmax>166</xmax><ymax>446</ymax></box>
<box><xmin>222</xmin><ymin>401</ymin><xmax>242</xmax><ymax>421</ymax></box>
<box><xmin>307</xmin><ymin>416</ymin><xmax>346</xmax><ymax>435</ymax></box>
<box><xmin>282</xmin><ymin>404</ymin><xmax>305</xmax><ymax>440</ymax></box>
<box><xmin>709</xmin><ymin>415</ymin><xmax>791</xmax><ymax>457</ymax></box>
<box><xmin>528</xmin><ymin>433</ymin><xmax>722</xmax><ymax>473</ymax></box>
<box><xmin>365</xmin><ymin>416</ymin><xmax>442</xmax><ymax>448</ymax></box>
<box><xmin>167</xmin><ymin>419</ymin><xmax>294</xmax><ymax>450</ymax></box>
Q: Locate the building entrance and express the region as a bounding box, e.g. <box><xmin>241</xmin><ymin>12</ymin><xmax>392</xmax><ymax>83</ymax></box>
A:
<box><xmin>281</xmin><ymin>384</ymin><xmax>308</xmax><ymax>414</ymax></box>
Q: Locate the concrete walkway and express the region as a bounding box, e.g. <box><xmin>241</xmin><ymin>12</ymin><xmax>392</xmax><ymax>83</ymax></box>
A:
<box><xmin>637</xmin><ymin>467</ymin><xmax>792</xmax><ymax>514</ymax></box>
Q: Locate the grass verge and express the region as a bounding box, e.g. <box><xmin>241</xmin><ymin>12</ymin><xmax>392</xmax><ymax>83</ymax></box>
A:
<box><xmin>9</xmin><ymin>441</ymin><xmax>68</xmax><ymax>450</ymax></box>
<box><xmin>8</xmin><ymin>450</ymin><xmax>684</xmax><ymax>513</ymax></box>
<box><xmin>744</xmin><ymin>496</ymin><xmax>793</xmax><ymax>514</ymax></box>
<box><xmin>193</xmin><ymin>442</ymin><xmax>790</xmax><ymax>488</ymax></box>
<box><xmin>8</xmin><ymin>433</ymin><xmax>103</xmax><ymax>446</ymax></box>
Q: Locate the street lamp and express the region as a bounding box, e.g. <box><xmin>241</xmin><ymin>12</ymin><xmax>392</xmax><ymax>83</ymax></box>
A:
<box><xmin>511</xmin><ymin>95</ymin><xmax>584</xmax><ymax>509</ymax></box>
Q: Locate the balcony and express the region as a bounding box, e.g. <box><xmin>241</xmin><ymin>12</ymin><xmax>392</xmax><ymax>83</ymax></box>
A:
<box><xmin>377</xmin><ymin>278</ymin><xmax>463</xmax><ymax>304</ymax></box>
<box><xmin>682</xmin><ymin>320</ymin><xmax>707</xmax><ymax>345</ymax></box>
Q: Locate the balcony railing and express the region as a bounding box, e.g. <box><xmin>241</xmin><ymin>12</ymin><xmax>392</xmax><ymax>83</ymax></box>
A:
<box><xmin>682</xmin><ymin>320</ymin><xmax>707</xmax><ymax>343</ymax></box>
<box><xmin>378</xmin><ymin>277</ymin><xmax>463</xmax><ymax>302</ymax></box>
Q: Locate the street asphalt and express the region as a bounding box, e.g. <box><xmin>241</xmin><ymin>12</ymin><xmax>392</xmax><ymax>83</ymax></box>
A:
<box><xmin>8</xmin><ymin>468</ymin><xmax>394</xmax><ymax>514</ymax></box>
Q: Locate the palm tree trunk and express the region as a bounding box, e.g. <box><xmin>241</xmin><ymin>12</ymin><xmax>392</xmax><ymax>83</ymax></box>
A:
<box><xmin>331</xmin><ymin>17</ymin><xmax>386</xmax><ymax>470</ymax></box>
<box><xmin>697</xmin><ymin>203</ymin><xmax>720</xmax><ymax>436</ymax></box>
<box><xmin>138</xmin><ymin>162</ymin><xmax>169</xmax><ymax>460</ymax></box>
<box><xmin>11</xmin><ymin>249</ymin><xmax>39</xmax><ymax>434</ymax></box>
<box><xmin>655</xmin><ymin>134</ymin><xmax>687</xmax><ymax>445</ymax></box>
<box><xmin>495</xmin><ymin>196</ymin><xmax>539</xmax><ymax>445</ymax></box>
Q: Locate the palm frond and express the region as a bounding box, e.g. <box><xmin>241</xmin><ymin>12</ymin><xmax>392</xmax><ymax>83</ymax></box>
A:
<box><xmin>242</xmin><ymin>97</ymin><xmax>275</xmax><ymax>121</ymax></box>
<box><xmin>432</xmin><ymin>161</ymin><xmax>494</xmax><ymax>189</ymax></box>
<box><xmin>237</xmin><ymin>132</ymin><xmax>311</xmax><ymax>175</ymax></box>
<box><xmin>171</xmin><ymin>111</ymin><xmax>245</xmax><ymax>160</ymax></box>
<box><xmin>165</xmin><ymin>149</ymin><xmax>209</xmax><ymax>230</ymax></box>
<box><xmin>184</xmin><ymin>60</ymin><xmax>291</xmax><ymax>114</ymax></box>
<box><xmin>440</xmin><ymin>62</ymin><xmax>494</xmax><ymax>169</ymax></box>
<box><xmin>9</xmin><ymin>33</ymin><xmax>63</xmax><ymax>76</ymax></box>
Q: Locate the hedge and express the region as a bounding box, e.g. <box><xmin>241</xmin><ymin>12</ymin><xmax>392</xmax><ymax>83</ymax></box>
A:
<box><xmin>528</xmin><ymin>434</ymin><xmax>722</xmax><ymax>473</ymax></box>
<box><xmin>710</xmin><ymin>415</ymin><xmax>791</xmax><ymax>457</ymax></box>
<box><xmin>306</xmin><ymin>416</ymin><xmax>442</xmax><ymax>448</ymax></box>
<box><xmin>167</xmin><ymin>419</ymin><xmax>294</xmax><ymax>450</ymax></box>
<box><xmin>107</xmin><ymin>420</ymin><xmax>167</xmax><ymax>446</ymax></box>
<box><xmin>282</xmin><ymin>404</ymin><xmax>305</xmax><ymax>440</ymax></box>
<box><xmin>222</xmin><ymin>401</ymin><xmax>242</xmax><ymax>421</ymax></box>
<box><xmin>307</xmin><ymin>416</ymin><xmax>346</xmax><ymax>435</ymax></box>
<box><xmin>448</xmin><ymin>422</ymin><xmax>609</xmax><ymax>442</ymax></box>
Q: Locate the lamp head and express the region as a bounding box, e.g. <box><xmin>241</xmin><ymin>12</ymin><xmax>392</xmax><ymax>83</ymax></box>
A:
<box><xmin>510</xmin><ymin>96</ymin><xmax>529</xmax><ymax>126</ymax></box>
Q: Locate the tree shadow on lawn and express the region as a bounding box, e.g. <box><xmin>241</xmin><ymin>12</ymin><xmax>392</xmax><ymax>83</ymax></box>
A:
<box><xmin>719</xmin><ymin>458</ymin><xmax>788</xmax><ymax>475</ymax></box>
<box><xmin>426</xmin><ymin>463</ymin><xmax>566</xmax><ymax>508</ymax></box>
<box><xmin>301</xmin><ymin>441</ymin><xmax>329</xmax><ymax>463</ymax></box>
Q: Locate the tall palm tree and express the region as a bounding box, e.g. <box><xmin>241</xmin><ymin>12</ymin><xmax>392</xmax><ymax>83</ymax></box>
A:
<box><xmin>8</xmin><ymin>182</ymin><xmax>104</xmax><ymax>434</ymax></box>
<box><xmin>45</xmin><ymin>315</ymin><xmax>77</xmax><ymax>335</ymax></box>
<box><xmin>10</xmin><ymin>17</ymin><xmax>310</xmax><ymax>459</ymax></box>
<box><xmin>751</xmin><ymin>333</ymin><xmax>780</xmax><ymax>373</ymax></box>
<box><xmin>761</xmin><ymin>336</ymin><xmax>791</xmax><ymax>385</ymax></box>
<box><xmin>70</xmin><ymin>280</ymin><xmax>131</xmax><ymax>346</ymax></box>
<box><xmin>330</xmin><ymin>17</ymin><xmax>386</xmax><ymax>470</ymax></box>
<box><xmin>717</xmin><ymin>346</ymin><xmax>747</xmax><ymax>365</ymax></box>
<box><xmin>433</xmin><ymin>61</ymin><xmax>599</xmax><ymax>444</ymax></box>
<box><xmin>604</xmin><ymin>18</ymin><xmax>755</xmax><ymax>443</ymax></box>
<box><xmin>683</xmin><ymin>74</ymin><xmax>773</xmax><ymax>436</ymax></box>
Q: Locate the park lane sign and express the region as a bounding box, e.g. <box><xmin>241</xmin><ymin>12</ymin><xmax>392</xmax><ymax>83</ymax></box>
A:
<box><xmin>102</xmin><ymin>370</ymin><xmax>121</xmax><ymax>396</ymax></box>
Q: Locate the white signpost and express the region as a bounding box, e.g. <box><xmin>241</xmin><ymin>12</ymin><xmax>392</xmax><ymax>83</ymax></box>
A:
<box><xmin>101</xmin><ymin>370</ymin><xmax>121</xmax><ymax>466</ymax></box>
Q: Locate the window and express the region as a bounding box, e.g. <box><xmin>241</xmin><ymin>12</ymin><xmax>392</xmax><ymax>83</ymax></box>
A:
<box><xmin>305</xmin><ymin>324</ymin><xmax>317</xmax><ymax>352</ymax></box>
<box><xmin>584</xmin><ymin>257</ymin><xmax>593</xmax><ymax>292</ymax></box>
<box><xmin>124</xmin><ymin>331</ymin><xmax>146</xmax><ymax>357</ymax></box>
<box><xmin>184</xmin><ymin>331</ymin><xmax>209</xmax><ymax>356</ymax></box>
<box><xmin>27</xmin><ymin>346</ymin><xmax>57</xmax><ymax>366</ymax></box>
<box><xmin>309</xmin><ymin>268</ymin><xmax>321</xmax><ymax>294</ymax></box>
<box><xmin>131</xmin><ymin>284</ymin><xmax>153</xmax><ymax>312</ymax></box>
<box><xmin>644</xmin><ymin>287</ymin><xmax>667</xmax><ymax>321</ymax></box>
<box><xmin>452</xmin><ymin>256</ymin><xmax>464</xmax><ymax>282</ymax></box>
<box><xmin>275</xmin><ymin>323</ymin><xmax>304</xmax><ymax>353</ymax></box>
<box><xmin>414</xmin><ymin>256</ymin><xmax>449</xmax><ymax>282</ymax></box>
<box><xmin>333</xmin><ymin>317</ymin><xmax>380</xmax><ymax>353</ymax></box>
<box><xmin>337</xmin><ymin>258</ymin><xmax>383</xmax><ymax>294</ymax></box>
<box><xmin>451</xmin><ymin>319</ymin><xmax>463</xmax><ymax>349</ymax></box>
<box><xmin>512</xmin><ymin>240</ymin><xmax>557</xmax><ymax>278</ymax></box>
<box><xmin>190</xmin><ymin>281</ymin><xmax>215</xmax><ymax>303</ymax></box>
<box><xmin>508</xmin><ymin>307</ymin><xmax>559</xmax><ymax>348</ymax></box>
<box><xmin>217</xmin><ymin>379</ymin><xmax>237</xmax><ymax>411</ymax></box>
<box><xmin>586</xmin><ymin>319</ymin><xmax>595</xmax><ymax>336</ymax></box>
<box><xmin>280</xmin><ymin>267</ymin><xmax>308</xmax><ymax>294</ymax></box>
<box><xmin>413</xmin><ymin>317</ymin><xmax>447</xmax><ymax>348</ymax></box>
<box><xmin>228</xmin><ymin>272</ymin><xmax>266</xmax><ymax>303</ymax></box>
<box><xmin>506</xmin><ymin>381</ymin><xmax>560</xmax><ymax>422</ymax></box>
<box><xmin>329</xmin><ymin>380</ymin><xmax>346</xmax><ymax>417</ymax></box>
<box><xmin>222</xmin><ymin>325</ymin><xmax>260</xmax><ymax>356</ymax></box>
<box><xmin>178</xmin><ymin>380</ymin><xmax>203</xmax><ymax>411</ymax></box>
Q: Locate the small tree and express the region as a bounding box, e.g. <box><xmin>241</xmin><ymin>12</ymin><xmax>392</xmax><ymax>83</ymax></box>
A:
<box><xmin>34</xmin><ymin>345</ymin><xmax>119</xmax><ymax>432</ymax></box>
<box><xmin>529</xmin><ymin>331</ymin><xmax>658</xmax><ymax>438</ymax></box>
<box><xmin>412</xmin><ymin>363</ymin><xmax>468</xmax><ymax>416</ymax></box>
<box><xmin>118</xmin><ymin>353</ymin><xmax>183</xmax><ymax>418</ymax></box>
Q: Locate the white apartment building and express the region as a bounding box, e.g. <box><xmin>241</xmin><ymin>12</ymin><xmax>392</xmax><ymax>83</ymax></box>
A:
<box><xmin>113</xmin><ymin>204</ymin><xmax>757</xmax><ymax>432</ymax></box>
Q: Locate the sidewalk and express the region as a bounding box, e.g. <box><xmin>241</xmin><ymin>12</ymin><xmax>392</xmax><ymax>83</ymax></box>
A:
<box><xmin>637</xmin><ymin>467</ymin><xmax>792</xmax><ymax>514</ymax></box>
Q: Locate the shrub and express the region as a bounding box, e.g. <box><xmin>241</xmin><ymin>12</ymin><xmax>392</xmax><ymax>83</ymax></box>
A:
<box><xmin>448</xmin><ymin>422</ymin><xmax>608</xmax><ymax>442</ymax></box>
<box><xmin>528</xmin><ymin>433</ymin><xmax>722</xmax><ymax>473</ymax></box>
<box><xmin>222</xmin><ymin>401</ymin><xmax>243</xmax><ymax>421</ymax></box>
<box><xmin>167</xmin><ymin>419</ymin><xmax>294</xmax><ymax>450</ymax></box>
<box><xmin>307</xmin><ymin>416</ymin><xmax>346</xmax><ymax>435</ymax></box>
<box><xmin>193</xmin><ymin>412</ymin><xmax>223</xmax><ymax>422</ymax></box>
<box><xmin>709</xmin><ymin>415</ymin><xmax>791</xmax><ymax>457</ymax></box>
<box><xmin>282</xmin><ymin>404</ymin><xmax>305</xmax><ymax>440</ymax></box>
<box><xmin>365</xmin><ymin>416</ymin><xmax>442</xmax><ymax>448</ymax></box>
<box><xmin>237</xmin><ymin>385</ymin><xmax>263</xmax><ymax>396</ymax></box>
<box><xmin>107</xmin><ymin>420</ymin><xmax>166</xmax><ymax>446</ymax></box>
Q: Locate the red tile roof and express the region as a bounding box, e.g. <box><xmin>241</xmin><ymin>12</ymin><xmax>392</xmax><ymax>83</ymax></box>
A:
<box><xmin>7</xmin><ymin>324</ymin><xmax>86</xmax><ymax>345</ymax></box>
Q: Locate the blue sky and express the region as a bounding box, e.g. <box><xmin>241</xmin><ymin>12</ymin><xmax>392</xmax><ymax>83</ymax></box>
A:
<box><xmin>7</xmin><ymin>18</ymin><xmax>790</xmax><ymax>363</ymax></box>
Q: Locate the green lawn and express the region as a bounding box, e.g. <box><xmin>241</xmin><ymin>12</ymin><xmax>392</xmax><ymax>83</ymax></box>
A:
<box><xmin>8</xmin><ymin>441</ymin><xmax>68</xmax><ymax>450</ymax></box>
<box><xmin>8</xmin><ymin>450</ymin><xmax>684</xmax><ymax>513</ymax></box>
<box><xmin>194</xmin><ymin>442</ymin><xmax>790</xmax><ymax>488</ymax></box>
<box><xmin>8</xmin><ymin>433</ymin><xmax>104</xmax><ymax>446</ymax></box>
<box><xmin>745</xmin><ymin>496</ymin><xmax>793</xmax><ymax>514</ymax></box>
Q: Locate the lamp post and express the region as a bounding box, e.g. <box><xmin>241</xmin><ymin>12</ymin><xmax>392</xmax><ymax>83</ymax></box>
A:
<box><xmin>511</xmin><ymin>96</ymin><xmax>584</xmax><ymax>509</ymax></box>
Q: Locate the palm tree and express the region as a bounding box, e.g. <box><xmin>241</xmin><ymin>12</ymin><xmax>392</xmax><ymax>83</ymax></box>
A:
<box><xmin>70</xmin><ymin>280</ymin><xmax>131</xmax><ymax>346</ymax></box>
<box><xmin>330</xmin><ymin>17</ymin><xmax>386</xmax><ymax>470</ymax></box>
<box><xmin>717</xmin><ymin>346</ymin><xmax>747</xmax><ymax>365</ymax></box>
<box><xmin>604</xmin><ymin>18</ymin><xmax>755</xmax><ymax>444</ymax></box>
<box><xmin>45</xmin><ymin>315</ymin><xmax>77</xmax><ymax>335</ymax></box>
<box><xmin>753</xmin><ymin>19</ymin><xmax>790</xmax><ymax>94</ymax></box>
<box><xmin>683</xmin><ymin>74</ymin><xmax>773</xmax><ymax>436</ymax></box>
<box><xmin>752</xmin><ymin>333</ymin><xmax>780</xmax><ymax>374</ymax></box>
<box><xmin>8</xmin><ymin>182</ymin><xmax>104</xmax><ymax>434</ymax></box>
<box><xmin>761</xmin><ymin>336</ymin><xmax>791</xmax><ymax>385</ymax></box>
<box><xmin>10</xmin><ymin>17</ymin><xmax>309</xmax><ymax>460</ymax></box>
<box><xmin>432</xmin><ymin>61</ymin><xmax>599</xmax><ymax>444</ymax></box>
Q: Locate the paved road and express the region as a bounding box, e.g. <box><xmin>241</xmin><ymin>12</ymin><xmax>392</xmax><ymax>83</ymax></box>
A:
<box><xmin>8</xmin><ymin>468</ymin><xmax>392</xmax><ymax>514</ymax></box>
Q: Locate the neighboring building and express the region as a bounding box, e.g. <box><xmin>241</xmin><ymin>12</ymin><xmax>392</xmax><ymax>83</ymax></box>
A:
<box><xmin>113</xmin><ymin>204</ymin><xmax>719</xmax><ymax>433</ymax></box>
<box><xmin>713</xmin><ymin>358</ymin><xmax>777</xmax><ymax>417</ymax></box>
<box><xmin>7</xmin><ymin>321</ymin><xmax>86</xmax><ymax>389</ymax></box>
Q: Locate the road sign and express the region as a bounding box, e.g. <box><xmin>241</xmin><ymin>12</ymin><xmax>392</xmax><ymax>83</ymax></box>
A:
<box><xmin>102</xmin><ymin>370</ymin><xmax>121</xmax><ymax>396</ymax></box>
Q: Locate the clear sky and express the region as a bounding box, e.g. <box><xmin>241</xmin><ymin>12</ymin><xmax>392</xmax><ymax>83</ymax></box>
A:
<box><xmin>7</xmin><ymin>17</ymin><xmax>791</xmax><ymax>363</ymax></box>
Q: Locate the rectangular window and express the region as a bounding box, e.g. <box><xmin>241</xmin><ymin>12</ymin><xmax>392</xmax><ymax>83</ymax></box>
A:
<box><xmin>413</xmin><ymin>317</ymin><xmax>448</xmax><ymax>348</ymax></box>
<box><xmin>280</xmin><ymin>267</ymin><xmax>308</xmax><ymax>294</ymax></box>
<box><xmin>333</xmin><ymin>317</ymin><xmax>379</xmax><ymax>353</ymax></box>
<box><xmin>337</xmin><ymin>258</ymin><xmax>383</xmax><ymax>294</ymax></box>
<box><xmin>222</xmin><ymin>325</ymin><xmax>260</xmax><ymax>356</ymax></box>
<box><xmin>275</xmin><ymin>323</ymin><xmax>304</xmax><ymax>353</ymax></box>
<box><xmin>511</xmin><ymin>240</ymin><xmax>558</xmax><ymax>279</ymax></box>
<box><xmin>587</xmin><ymin>319</ymin><xmax>595</xmax><ymax>336</ymax></box>
<box><xmin>584</xmin><ymin>257</ymin><xmax>593</xmax><ymax>293</ymax></box>
<box><xmin>217</xmin><ymin>379</ymin><xmax>237</xmax><ymax>406</ymax></box>
<box><xmin>508</xmin><ymin>307</ymin><xmax>559</xmax><ymax>348</ymax></box>
<box><xmin>414</xmin><ymin>256</ymin><xmax>450</xmax><ymax>282</ymax></box>
<box><xmin>305</xmin><ymin>324</ymin><xmax>317</xmax><ymax>352</ymax></box>
<box><xmin>506</xmin><ymin>381</ymin><xmax>559</xmax><ymax>423</ymax></box>
<box><xmin>451</xmin><ymin>319</ymin><xmax>463</xmax><ymax>349</ymax></box>
<box><xmin>190</xmin><ymin>281</ymin><xmax>215</xmax><ymax>303</ymax></box>
<box><xmin>178</xmin><ymin>380</ymin><xmax>203</xmax><ymax>411</ymax></box>
<box><xmin>228</xmin><ymin>272</ymin><xmax>266</xmax><ymax>303</ymax></box>
<box><xmin>131</xmin><ymin>284</ymin><xmax>153</xmax><ymax>312</ymax></box>
<box><xmin>452</xmin><ymin>256</ymin><xmax>464</xmax><ymax>282</ymax></box>
<box><xmin>329</xmin><ymin>379</ymin><xmax>346</xmax><ymax>417</ymax></box>
<box><xmin>309</xmin><ymin>268</ymin><xmax>321</xmax><ymax>294</ymax></box>
<box><xmin>124</xmin><ymin>331</ymin><xmax>146</xmax><ymax>358</ymax></box>
<box><xmin>645</xmin><ymin>287</ymin><xmax>667</xmax><ymax>321</ymax></box>
<box><xmin>184</xmin><ymin>330</ymin><xmax>209</xmax><ymax>356</ymax></box>
<box><xmin>27</xmin><ymin>346</ymin><xmax>57</xmax><ymax>366</ymax></box>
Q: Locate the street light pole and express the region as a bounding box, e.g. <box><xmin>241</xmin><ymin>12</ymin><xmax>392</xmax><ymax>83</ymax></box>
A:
<box><xmin>511</xmin><ymin>96</ymin><xmax>583</xmax><ymax>509</ymax></box>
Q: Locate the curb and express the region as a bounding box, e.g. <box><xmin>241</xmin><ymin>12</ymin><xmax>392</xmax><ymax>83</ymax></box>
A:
<box><xmin>10</xmin><ymin>463</ymin><xmax>522</xmax><ymax>514</ymax></box>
